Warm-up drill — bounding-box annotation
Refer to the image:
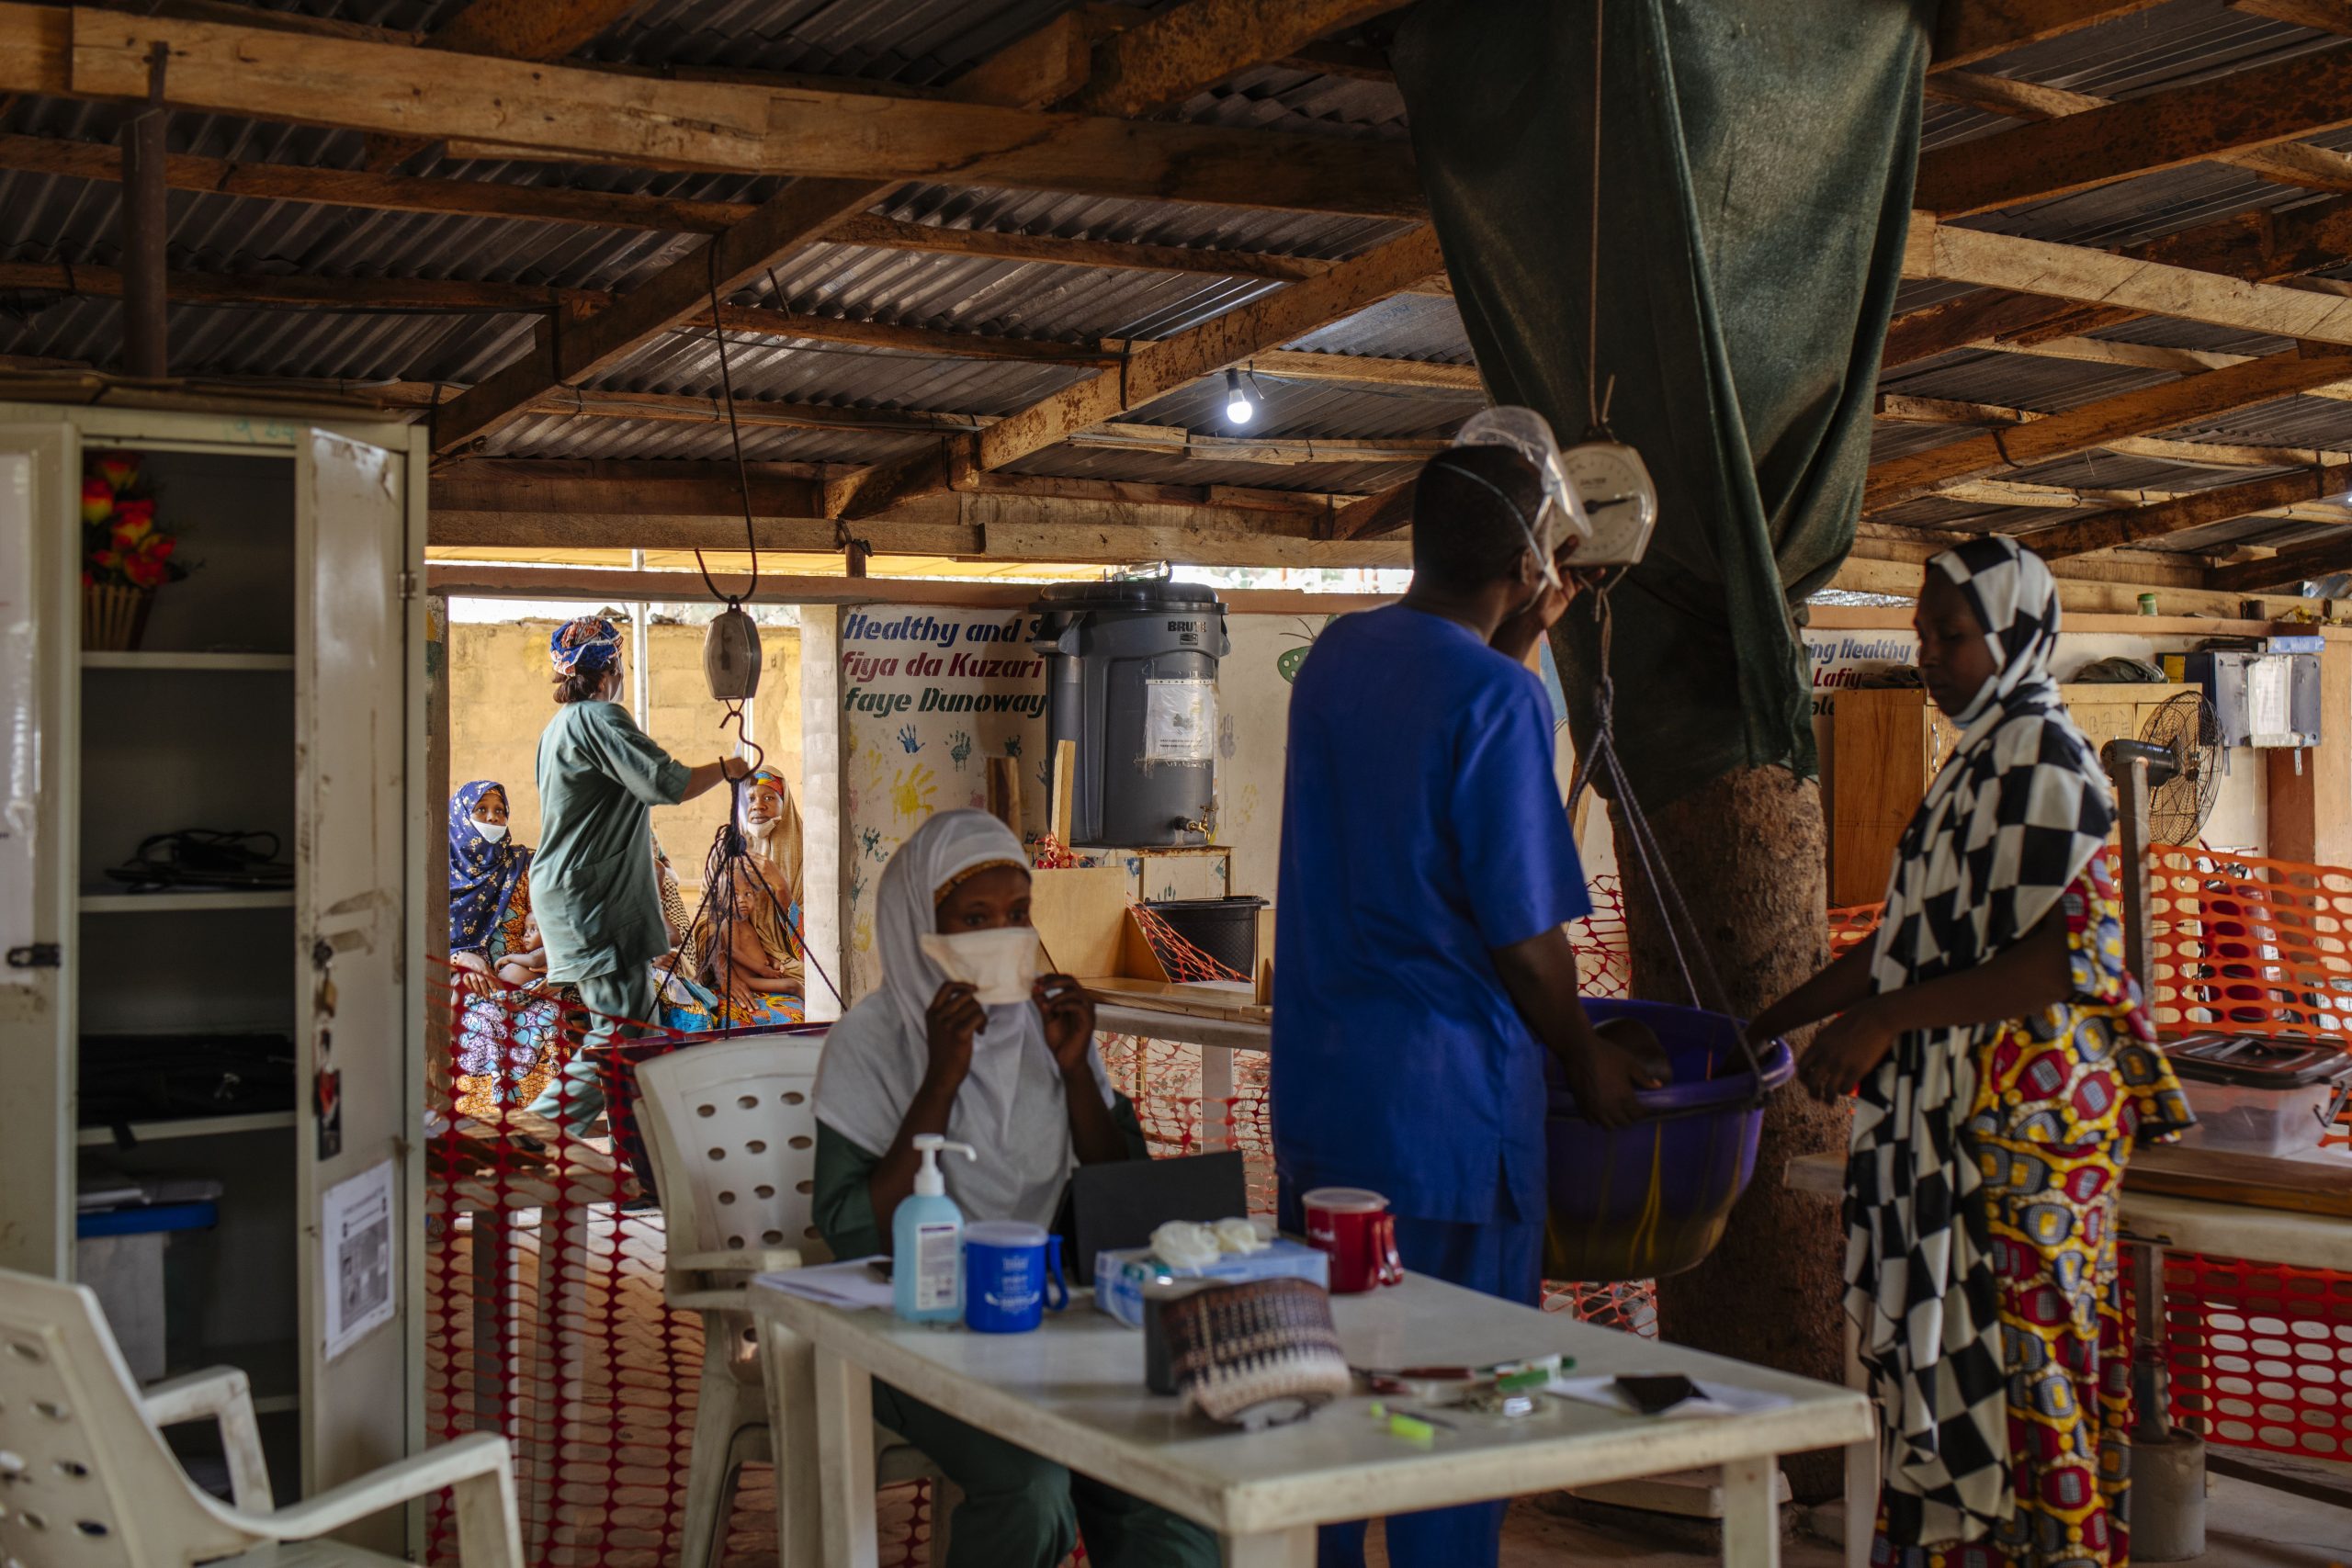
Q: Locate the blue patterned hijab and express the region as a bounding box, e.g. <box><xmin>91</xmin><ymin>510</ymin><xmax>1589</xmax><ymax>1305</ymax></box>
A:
<box><xmin>448</xmin><ymin>781</ymin><xmax>529</xmax><ymax>954</ymax></box>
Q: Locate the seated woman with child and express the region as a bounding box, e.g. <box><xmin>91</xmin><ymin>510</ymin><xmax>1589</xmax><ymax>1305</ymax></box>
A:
<box><xmin>810</xmin><ymin>810</ymin><xmax>1215</xmax><ymax>1568</ymax></box>
<box><xmin>447</xmin><ymin>780</ymin><xmax>564</xmax><ymax>1115</ymax></box>
<box><xmin>681</xmin><ymin>766</ymin><xmax>808</xmax><ymax>1029</ymax></box>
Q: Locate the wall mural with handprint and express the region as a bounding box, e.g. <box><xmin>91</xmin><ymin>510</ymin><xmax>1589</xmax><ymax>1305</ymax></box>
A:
<box><xmin>840</xmin><ymin>604</ymin><xmax>1052</xmax><ymax>992</ymax></box>
<box><xmin>834</xmin><ymin>601</ymin><xmax>1376</xmax><ymax>994</ymax></box>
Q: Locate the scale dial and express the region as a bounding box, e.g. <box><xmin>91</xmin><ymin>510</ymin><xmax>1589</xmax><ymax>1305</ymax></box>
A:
<box><xmin>1560</xmin><ymin>440</ymin><xmax>1657</xmax><ymax>567</ymax></box>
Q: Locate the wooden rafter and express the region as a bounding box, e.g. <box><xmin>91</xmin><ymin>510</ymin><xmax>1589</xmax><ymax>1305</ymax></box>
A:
<box><xmin>1924</xmin><ymin>68</ymin><xmax>2352</xmax><ymax>194</ymax></box>
<box><xmin>1064</xmin><ymin>1</ymin><xmax>1404</xmax><ymax>117</ymax></box>
<box><xmin>1931</xmin><ymin>2</ymin><xmax>2168</xmax><ymax>71</ymax></box>
<box><xmin>430</xmin><ymin>458</ymin><xmax>1348</xmax><ymax>522</ymax></box>
<box><xmin>426</xmin><ymin>467</ymin><xmax>1407</xmax><ymax>568</ymax></box>
<box><xmin>2232</xmin><ymin>1</ymin><xmax>2352</xmax><ymax>34</ymax></box>
<box><xmin>2209</xmin><ymin>527</ymin><xmax>2352</xmax><ymax>590</ymax></box>
<box><xmin>0</xmin><ymin>133</ymin><xmax>1360</xmax><ymax>287</ymax></box>
<box><xmin>363</xmin><ymin>0</ymin><xmax>646</xmax><ymax>171</ymax></box>
<box><xmin>1876</xmin><ymin>394</ymin><xmax>2352</xmax><ymax>479</ymax></box>
<box><xmin>1865</xmin><ymin>348</ymin><xmax>2352</xmax><ymax>509</ymax></box>
<box><xmin>1916</xmin><ymin>42</ymin><xmax>2352</xmax><ymax>216</ymax></box>
<box><xmin>2019</xmin><ymin>465</ymin><xmax>2352</xmax><ymax>559</ymax></box>
<box><xmin>425</xmin><ymin>0</ymin><xmax>1408</xmax><ymax>458</ymax></box>
<box><xmin>826</xmin><ymin>224</ymin><xmax>1448</xmax><ymax>522</ymax></box>
<box><xmin>0</xmin><ymin>260</ymin><xmax>607</xmax><ymax>315</ymax></box>
<box><xmin>55</xmin><ymin>8</ymin><xmax>1423</xmax><ymax>215</ymax></box>
<box><xmin>704</xmin><ymin>305</ymin><xmax>1115</xmax><ymax>365</ymax></box>
<box><xmin>1327</xmin><ymin>479</ymin><xmax>1414</xmax><ymax>540</ymax></box>
<box><xmin>1884</xmin><ymin>194</ymin><xmax>2352</xmax><ymax>365</ymax></box>
<box><xmin>1902</xmin><ymin>215</ymin><xmax>2352</xmax><ymax>345</ymax></box>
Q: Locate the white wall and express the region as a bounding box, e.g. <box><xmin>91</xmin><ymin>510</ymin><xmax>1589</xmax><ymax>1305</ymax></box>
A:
<box><xmin>1804</xmin><ymin>624</ymin><xmax>2266</xmax><ymax>856</ymax></box>
<box><xmin>820</xmin><ymin>601</ymin><xmax>2278</xmax><ymax>1004</ymax></box>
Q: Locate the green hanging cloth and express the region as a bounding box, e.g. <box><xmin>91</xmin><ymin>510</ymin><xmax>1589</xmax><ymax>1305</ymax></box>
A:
<box><xmin>1391</xmin><ymin>0</ymin><xmax>1934</xmax><ymax>804</ymax></box>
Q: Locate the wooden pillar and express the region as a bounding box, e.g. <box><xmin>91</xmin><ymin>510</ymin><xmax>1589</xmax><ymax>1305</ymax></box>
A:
<box><xmin>119</xmin><ymin>97</ymin><xmax>169</xmax><ymax>377</ymax></box>
<box><xmin>2264</xmin><ymin>637</ymin><xmax>2352</xmax><ymax>868</ymax></box>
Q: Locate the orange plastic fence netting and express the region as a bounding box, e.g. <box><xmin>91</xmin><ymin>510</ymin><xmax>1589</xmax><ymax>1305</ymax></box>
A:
<box><xmin>425</xmin><ymin>845</ymin><xmax>2352</xmax><ymax>1567</ymax></box>
<box><xmin>2146</xmin><ymin>843</ymin><xmax>2352</xmax><ymax>1044</ymax></box>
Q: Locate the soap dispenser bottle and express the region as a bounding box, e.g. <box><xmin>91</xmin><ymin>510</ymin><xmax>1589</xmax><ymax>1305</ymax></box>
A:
<box><xmin>894</xmin><ymin>1134</ymin><xmax>977</xmax><ymax>1324</ymax></box>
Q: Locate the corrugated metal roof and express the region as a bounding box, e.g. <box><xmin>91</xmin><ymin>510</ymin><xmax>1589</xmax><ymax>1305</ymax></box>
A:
<box><xmin>3</xmin><ymin>0</ymin><xmax>2350</xmax><ymax>583</ymax></box>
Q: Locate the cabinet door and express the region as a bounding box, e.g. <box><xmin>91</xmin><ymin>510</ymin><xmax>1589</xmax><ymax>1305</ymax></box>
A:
<box><xmin>0</xmin><ymin>423</ymin><xmax>75</xmax><ymax>1277</ymax></box>
<box><xmin>292</xmin><ymin>430</ymin><xmax>410</xmax><ymax>1520</ymax></box>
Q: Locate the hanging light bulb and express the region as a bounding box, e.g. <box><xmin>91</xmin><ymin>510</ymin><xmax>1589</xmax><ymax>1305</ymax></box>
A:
<box><xmin>1225</xmin><ymin>367</ymin><xmax>1257</xmax><ymax>426</ymax></box>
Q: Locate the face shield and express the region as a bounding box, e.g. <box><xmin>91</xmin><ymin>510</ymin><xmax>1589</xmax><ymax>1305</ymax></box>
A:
<box><xmin>1450</xmin><ymin>406</ymin><xmax>1592</xmax><ymax>587</ymax></box>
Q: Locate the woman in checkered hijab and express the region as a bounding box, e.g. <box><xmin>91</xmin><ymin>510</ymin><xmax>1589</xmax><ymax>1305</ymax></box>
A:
<box><xmin>1753</xmin><ymin>537</ymin><xmax>2190</xmax><ymax>1567</ymax></box>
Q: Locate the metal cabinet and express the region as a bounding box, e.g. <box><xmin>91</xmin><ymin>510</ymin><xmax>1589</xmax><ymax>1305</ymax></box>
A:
<box><xmin>0</xmin><ymin>400</ymin><xmax>425</xmax><ymax>1534</ymax></box>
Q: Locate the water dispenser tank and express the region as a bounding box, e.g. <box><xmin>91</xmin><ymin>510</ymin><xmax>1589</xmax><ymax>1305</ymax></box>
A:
<box><xmin>1030</xmin><ymin>581</ymin><xmax>1228</xmax><ymax>846</ymax></box>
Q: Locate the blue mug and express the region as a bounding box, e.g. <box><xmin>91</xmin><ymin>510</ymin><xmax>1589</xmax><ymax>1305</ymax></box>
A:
<box><xmin>963</xmin><ymin>1222</ymin><xmax>1069</xmax><ymax>1334</ymax></box>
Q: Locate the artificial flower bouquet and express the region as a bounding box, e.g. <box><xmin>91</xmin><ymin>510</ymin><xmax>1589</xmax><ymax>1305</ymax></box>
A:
<box><xmin>81</xmin><ymin>450</ymin><xmax>189</xmax><ymax>649</ymax></box>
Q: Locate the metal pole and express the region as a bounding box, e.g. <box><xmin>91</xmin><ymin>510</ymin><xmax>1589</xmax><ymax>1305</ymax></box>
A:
<box><xmin>2120</xmin><ymin>756</ymin><xmax>2154</xmax><ymax>988</ymax></box>
<box><xmin>629</xmin><ymin>548</ymin><xmax>650</xmax><ymax>731</ymax></box>
<box><xmin>119</xmin><ymin>93</ymin><xmax>169</xmax><ymax>378</ymax></box>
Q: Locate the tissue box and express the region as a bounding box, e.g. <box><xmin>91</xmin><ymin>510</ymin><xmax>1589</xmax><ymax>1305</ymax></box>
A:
<box><xmin>1093</xmin><ymin>1238</ymin><xmax>1329</xmax><ymax>1327</ymax></box>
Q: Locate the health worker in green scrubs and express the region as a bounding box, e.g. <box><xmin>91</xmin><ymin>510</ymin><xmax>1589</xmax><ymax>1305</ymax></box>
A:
<box><xmin>525</xmin><ymin>615</ymin><xmax>749</xmax><ymax>1128</ymax></box>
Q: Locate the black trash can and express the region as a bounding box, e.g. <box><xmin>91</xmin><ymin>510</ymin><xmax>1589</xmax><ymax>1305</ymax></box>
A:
<box><xmin>1140</xmin><ymin>896</ymin><xmax>1268</xmax><ymax>980</ymax></box>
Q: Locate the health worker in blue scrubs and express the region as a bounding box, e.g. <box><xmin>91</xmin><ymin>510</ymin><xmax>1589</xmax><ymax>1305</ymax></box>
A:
<box><xmin>1272</xmin><ymin>433</ymin><xmax>1655</xmax><ymax>1568</ymax></box>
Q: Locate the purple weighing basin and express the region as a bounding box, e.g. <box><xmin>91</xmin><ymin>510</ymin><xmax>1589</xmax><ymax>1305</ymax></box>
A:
<box><xmin>1542</xmin><ymin>998</ymin><xmax>1794</xmax><ymax>1283</ymax></box>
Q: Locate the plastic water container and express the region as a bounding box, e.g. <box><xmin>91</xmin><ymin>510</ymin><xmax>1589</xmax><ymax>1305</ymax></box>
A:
<box><xmin>1031</xmin><ymin>581</ymin><xmax>1228</xmax><ymax>846</ymax></box>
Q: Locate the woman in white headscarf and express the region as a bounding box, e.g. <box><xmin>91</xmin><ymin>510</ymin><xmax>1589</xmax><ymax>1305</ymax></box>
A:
<box><xmin>1752</xmin><ymin>539</ymin><xmax>2190</xmax><ymax>1568</ymax></box>
<box><xmin>811</xmin><ymin>808</ymin><xmax>1216</xmax><ymax>1568</ymax></box>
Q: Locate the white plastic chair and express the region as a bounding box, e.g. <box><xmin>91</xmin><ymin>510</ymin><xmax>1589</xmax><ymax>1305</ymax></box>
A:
<box><xmin>0</xmin><ymin>1266</ymin><xmax>521</xmax><ymax>1568</ymax></box>
<box><xmin>633</xmin><ymin>1035</ymin><xmax>958</xmax><ymax>1568</ymax></box>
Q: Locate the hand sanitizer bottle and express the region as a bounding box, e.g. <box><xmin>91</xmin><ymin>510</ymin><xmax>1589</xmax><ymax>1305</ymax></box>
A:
<box><xmin>894</xmin><ymin>1134</ymin><xmax>976</xmax><ymax>1325</ymax></box>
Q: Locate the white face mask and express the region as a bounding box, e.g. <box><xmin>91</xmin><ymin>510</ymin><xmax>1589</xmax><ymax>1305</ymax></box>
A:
<box><xmin>474</xmin><ymin>820</ymin><xmax>509</xmax><ymax>845</ymax></box>
<box><xmin>919</xmin><ymin>927</ymin><xmax>1044</xmax><ymax>1008</ymax></box>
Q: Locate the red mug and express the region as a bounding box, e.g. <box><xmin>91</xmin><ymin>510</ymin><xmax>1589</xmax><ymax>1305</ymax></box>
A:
<box><xmin>1302</xmin><ymin>1187</ymin><xmax>1405</xmax><ymax>1294</ymax></box>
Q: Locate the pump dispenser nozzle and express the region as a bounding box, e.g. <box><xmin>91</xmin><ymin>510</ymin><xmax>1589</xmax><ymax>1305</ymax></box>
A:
<box><xmin>910</xmin><ymin>1134</ymin><xmax>976</xmax><ymax>1198</ymax></box>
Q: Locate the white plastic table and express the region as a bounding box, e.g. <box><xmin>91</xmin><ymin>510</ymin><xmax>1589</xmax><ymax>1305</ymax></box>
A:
<box><xmin>749</xmin><ymin>1271</ymin><xmax>1871</xmax><ymax>1568</ymax></box>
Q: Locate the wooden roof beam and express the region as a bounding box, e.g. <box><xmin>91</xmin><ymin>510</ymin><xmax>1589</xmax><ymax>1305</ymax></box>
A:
<box><xmin>426</xmin><ymin>477</ymin><xmax>1407</xmax><ymax>569</ymax></box>
<box><xmin>0</xmin><ymin>259</ymin><xmax>608</xmax><ymax>314</ymax></box>
<box><xmin>1064</xmin><ymin>1</ymin><xmax>1404</xmax><ymax>117</ymax></box>
<box><xmin>424</xmin><ymin>0</ymin><xmax>1418</xmax><ymax>457</ymax></box>
<box><xmin>59</xmin><ymin>7</ymin><xmax>1422</xmax><ymax>215</ymax></box>
<box><xmin>1924</xmin><ymin>68</ymin><xmax>2352</xmax><ymax>194</ymax></box>
<box><xmin>1916</xmin><ymin>40</ymin><xmax>2352</xmax><ymax>215</ymax></box>
<box><xmin>2209</xmin><ymin>527</ymin><xmax>2352</xmax><ymax>589</ymax></box>
<box><xmin>826</xmin><ymin>224</ymin><xmax>1447</xmax><ymax>522</ymax></box>
<box><xmin>2018</xmin><ymin>464</ymin><xmax>2352</xmax><ymax>559</ymax></box>
<box><xmin>2232</xmin><ymin>2</ymin><xmax>2352</xmax><ymax>35</ymax></box>
<box><xmin>1884</xmin><ymin>191</ymin><xmax>2352</xmax><ymax>366</ymax></box>
<box><xmin>1932</xmin><ymin>2</ymin><xmax>2169</xmax><ymax>72</ymax></box>
<box><xmin>1865</xmin><ymin>347</ymin><xmax>2352</xmax><ymax>508</ymax></box>
<box><xmin>1901</xmin><ymin>214</ymin><xmax>2352</xmax><ymax>346</ymax></box>
<box><xmin>362</xmin><ymin>0</ymin><xmax>647</xmax><ymax>172</ymax></box>
<box><xmin>0</xmin><ymin>133</ymin><xmax>1357</xmax><ymax>285</ymax></box>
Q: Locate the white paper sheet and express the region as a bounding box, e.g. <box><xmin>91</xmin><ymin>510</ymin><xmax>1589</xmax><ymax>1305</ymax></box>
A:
<box><xmin>321</xmin><ymin>1159</ymin><xmax>396</xmax><ymax>1359</ymax></box>
<box><xmin>1141</xmin><ymin>680</ymin><xmax>1216</xmax><ymax>763</ymax></box>
<box><xmin>757</xmin><ymin>1258</ymin><xmax>897</xmax><ymax>1312</ymax></box>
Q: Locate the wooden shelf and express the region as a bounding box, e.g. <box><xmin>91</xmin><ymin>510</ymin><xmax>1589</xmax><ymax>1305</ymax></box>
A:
<box><xmin>74</xmin><ymin>1111</ymin><xmax>297</xmax><ymax>1146</ymax></box>
<box><xmin>79</xmin><ymin>889</ymin><xmax>295</xmax><ymax>913</ymax></box>
<box><xmin>82</xmin><ymin>651</ymin><xmax>294</xmax><ymax>671</ymax></box>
